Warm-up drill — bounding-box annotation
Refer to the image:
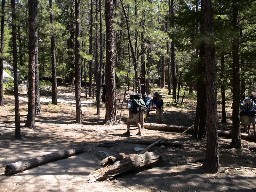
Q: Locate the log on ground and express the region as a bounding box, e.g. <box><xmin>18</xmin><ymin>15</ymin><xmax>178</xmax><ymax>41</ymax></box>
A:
<box><xmin>124</xmin><ymin>139</ymin><xmax>184</xmax><ymax>148</ymax></box>
<box><xmin>5</xmin><ymin>146</ymin><xmax>85</xmax><ymax>175</ymax></box>
<box><xmin>217</xmin><ymin>130</ymin><xmax>256</xmax><ymax>142</ymax></box>
<box><xmin>144</xmin><ymin>123</ymin><xmax>256</xmax><ymax>142</ymax></box>
<box><xmin>88</xmin><ymin>151</ymin><xmax>162</xmax><ymax>182</ymax></box>
<box><xmin>144</xmin><ymin>123</ymin><xmax>192</xmax><ymax>133</ymax></box>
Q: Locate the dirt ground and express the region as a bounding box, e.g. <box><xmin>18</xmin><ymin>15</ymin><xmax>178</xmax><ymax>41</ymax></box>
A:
<box><xmin>0</xmin><ymin>88</ymin><xmax>256</xmax><ymax>192</ymax></box>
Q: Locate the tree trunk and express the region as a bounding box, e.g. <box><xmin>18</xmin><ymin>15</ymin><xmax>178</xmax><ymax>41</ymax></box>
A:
<box><xmin>202</xmin><ymin>0</ymin><xmax>219</xmax><ymax>173</ymax></box>
<box><xmin>105</xmin><ymin>0</ymin><xmax>116</xmax><ymax>123</ymax></box>
<box><xmin>26</xmin><ymin>0</ymin><xmax>39</xmax><ymax>129</ymax></box>
<box><xmin>176</xmin><ymin>72</ymin><xmax>182</xmax><ymax>102</ymax></box>
<box><xmin>140</xmin><ymin>22</ymin><xmax>146</xmax><ymax>95</ymax></box>
<box><xmin>99</xmin><ymin>0</ymin><xmax>104</xmax><ymax>86</ymax></box>
<box><xmin>5</xmin><ymin>146</ymin><xmax>85</xmax><ymax>175</ymax></box>
<box><xmin>49</xmin><ymin>0</ymin><xmax>58</xmax><ymax>105</ymax></box>
<box><xmin>95</xmin><ymin>0</ymin><xmax>101</xmax><ymax>115</ymax></box>
<box><xmin>220</xmin><ymin>53</ymin><xmax>227</xmax><ymax>123</ymax></box>
<box><xmin>160</xmin><ymin>56</ymin><xmax>166</xmax><ymax>88</ymax></box>
<box><xmin>230</xmin><ymin>2</ymin><xmax>241</xmax><ymax>149</ymax></box>
<box><xmin>120</xmin><ymin>0</ymin><xmax>138</xmax><ymax>92</ymax></box>
<box><xmin>0</xmin><ymin>0</ymin><xmax>5</xmax><ymax>106</ymax></box>
<box><xmin>88</xmin><ymin>0</ymin><xmax>93</xmax><ymax>97</ymax></box>
<box><xmin>75</xmin><ymin>0</ymin><xmax>82</xmax><ymax>123</ymax></box>
<box><xmin>167</xmin><ymin>43</ymin><xmax>171</xmax><ymax>95</ymax></box>
<box><xmin>134</xmin><ymin>0</ymin><xmax>139</xmax><ymax>92</ymax></box>
<box><xmin>66</xmin><ymin>4</ymin><xmax>74</xmax><ymax>84</ymax></box>
<box><xmin>11</xmin><ymin>0</ymin><xmax>21</xmax><ymax>139</ymax></box>
<box><xmin>193</xmin><ymin>44</ymin><xmax>207</xmax><ymax>140</ymax></box>
<box><xmin>18</xmin><ymin>26</ymin><xmax>24</xmax><ymax>70</ymax></box>
<box><xmin>88</xmin><ymin>152</ymin><xmax>161</xmax><ymax>182</ymax></box>
<box><xmin>35</xmin><ymin>37</ymin><xmax>40</xmax><ymax>115</ymax></box>
<box><xmin>169</xmin><ymin>0</ymin><xmax>177</xmax><ymax>101</ymax></box>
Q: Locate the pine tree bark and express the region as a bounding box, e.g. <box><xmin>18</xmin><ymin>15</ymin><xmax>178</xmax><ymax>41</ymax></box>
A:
<box><xmin>75</xmin><ymin>0</ymin><xmax>82</xmax><ymax>123</ymax></box>
<box><xmin>105</xmin><ymin>0</ymin><xmax>116</xmax><ymax>123</ymax></box>
<box><xmin>66</xmin><ymin>3</ymin><xmax>74</xmax><ymax>84</ymax></box>
<box><xmin>168</xmin><ymin>0</ymin><xmax>177</xmax><ymax>101</ymax></box>
<box><xmin>11</xmin><ymin>0</ymin><xmax>21</xmax><ymax>139</ymax></box>
<box><xmin>35</xmin><ymin>38</ymin><xmax>40</xmax><ymax>115</ymax></box>
<box><xmin>99</xmin><ymin>0</ymin><xmax>104</xmax><ymax>87</ymax></box>
<box><xmin>230</xmin><ymin>2</ymin><xmax>241</xmax><ymax>149</ymax></box>
<box><xmin>88</xmin><ymin>0</ymin><xmax>93</xmax><ymax>97</ymax></box>
<box><xmin>26</xmin><ymin>0</ymin><xmax>39</xmax><ymax>129</ymax></box>
<box><xmin>49</xmin><ymin>0</ymin><xmax>57</xmax><ymax>105</ymax></box>
<box><xmin>120</xmin><ymin>0</ymin><xmax>138</xmax><ymax>92</ymax></box>
<box><xmin>160</xmin><ymin>56</ymin><xmax>166</xmax><ymax>88</ymax></box>
<box><xmin>95</xmin><ymin>0</ymin><xmax>101</xmax><ymax>115</ymax></box>
<box><xmin>193</xmin><ymin>43</ymin><xmax>207</xmax><ymax>140</ymax></box>
<box><xmin>202</xmin><ymin>0</ymin><xmax>219</xmax><ymax>173</ymax></box>
<box><xmin>220</xmin><ymin>53</ymin><xmax>227</xmax><ymax>123</ymax></box>
<box><xmin>140</xmin><ymin>17</ymin><xmax>146</xmax><ymax>95</ymax></box>
<box><xmin>0</xmin><ymin>0</ymin><xmax>5</xmax><ymax>106</ymax></box>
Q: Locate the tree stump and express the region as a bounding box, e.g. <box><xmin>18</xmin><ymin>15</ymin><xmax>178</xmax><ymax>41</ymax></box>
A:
<box><xmin>88</xmin><ymin>151</ymin><xmax>162</xmax><ymax>182</ymax></box>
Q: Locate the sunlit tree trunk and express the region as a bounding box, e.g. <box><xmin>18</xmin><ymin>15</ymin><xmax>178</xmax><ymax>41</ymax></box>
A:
<box><xmin>67</xmin><ymin>3</ymin><xmax>74</xmax><ymax>84</ymax></box>
<box><xmin>88</xmin><ymin>0</ymin><xmax>93</xmax><ymax>97</ymax></box>
<box><xmin>0</xmin><ymin>0</ymin><xmax>6</xmax><ymax>106</ymax></box>
<box><xmin>169</xmin><ymin>0</ymin><xmax>177</xmax><ymax>101</ymax></box>
<box><xmin>99</xmin><ymin>0</ymin><xmax>104</xmax><ymax>86</ymax></box>
<box><xmin>75</xmin><ymin>0</ymin><xmax>82</xmax><ymax>123</ymax></box>
<box><xmin>120</xmin><ymin>0</ymin><xmax>138</xmax><ymax>92</ymax></box>
<box><xmin>26</xmin><ymin>0</ymin><xmax>39</xmax><ymax>128</ymax></box>
<box><xmin>95</xmin><ymin>0</ymin><xmax>101</xmax><ymax>115</ymax></box>
<box><xmin>35</xmin><ymin>37</ymin><xmax>40</xmax><ymax>115</ymax></box>
<box><xmin>160</xmin><ymin>56</ymin><xmax>166</xmax><ymax>88</ymax></box>
<box><xmin>11</xmin><ymin>0</ymin><xmax>21</xmax><ymax>139</ymax></box>
<box><xmin>140</xmin><ymin>14</ymin><xmax>146</xmax><ymax>95</ymax></box>
<box><xmin>49</xmin><ymin>0</ymin><xmax>57</xmax><ymax>105</ymax></box>
<box><xmin>105</xmin><ymin>0</ymin><xmax>116</xmax><ymax>123</ymax></box>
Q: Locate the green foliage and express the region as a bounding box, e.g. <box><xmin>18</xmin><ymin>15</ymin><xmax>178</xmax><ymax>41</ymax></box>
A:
<box><xmin>3</xmin><ymin>80</ymin><xmax>14</xmax><ymax>94</ymax></box>
<box><xmin>3</xmin><ymin>69</ymin><xmax>14</xmax><ymax>93</ymax></box>
<box><xmin>0</xmin><ymin>0</ymin><xmax>254</xmax><ymax>97</ymax></box>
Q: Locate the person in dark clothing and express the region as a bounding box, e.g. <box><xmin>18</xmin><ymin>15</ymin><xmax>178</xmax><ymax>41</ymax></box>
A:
<box><xmin>123</xmin><ymin>94</ymin><xmax>146</xmax><ymax>136</ymax></box>
<box><xmin>152</xmin><ymin>92</ymin><xmax>163</xmax><ymax>123</ymax></box>
<box><xmin>240</xmin><ymin>96</ymin><xmax>256</xmax><ymax>134</ymax></box>
<box><xmin>142</xmin><ymin>94</ymin><xmax>152</xmax><ymax>121</ymax></box>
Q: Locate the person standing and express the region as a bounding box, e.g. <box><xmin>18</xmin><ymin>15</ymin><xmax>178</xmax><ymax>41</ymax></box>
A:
<box><xmin>123</xmin><ymin>94</ymin><xmax>146</xmax><ymax>136</ymax></box>
<box><xmin>152</xmin><ymin>92</ymin><xmax>163</xmax><ymax>123</ymax></box>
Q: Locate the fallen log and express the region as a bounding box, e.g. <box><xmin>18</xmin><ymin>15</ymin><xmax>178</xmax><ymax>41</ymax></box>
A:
<box><xmin>5</xmin><ymin>145</ymin><xmax>85</xmax><ymax>175</ymax></box>
<box><xmin>139</xmin><ymin>139</ymin><xmax>163</xmax><ymax>154</ymax></box>
<box><xmin>217</xmin><ymin>130</ymin><xmax>256</xmax><ymax>142</ymax></box>
<box><xmin>88</xmin><ymin>151</ymin><xmax>162</xmax><ymax>182</ymax></box>
<box><xmin>124</xmin><ymin>139</ymin><xmax>184</xmax><ymax>148</ymax></box>
<box><xmin>144</xmin><ymin>123</ymin><xmax>256</xmax><ymax>142</ymax></box>
<box><xmin>100</xmin><ymin>153</ymin><xmax>126</xmax><ymax>167</ymax></box>
<box><xmin>144</xmin><ymin>123</ymin><xmax>192</xmax><ymax>133</ymax></box>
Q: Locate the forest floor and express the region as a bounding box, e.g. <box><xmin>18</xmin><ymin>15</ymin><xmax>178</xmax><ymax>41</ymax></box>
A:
<box><xmin>0</xmin><ymin>86</ymin><xmax>256</xmax><ymax>192</ymax></box>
